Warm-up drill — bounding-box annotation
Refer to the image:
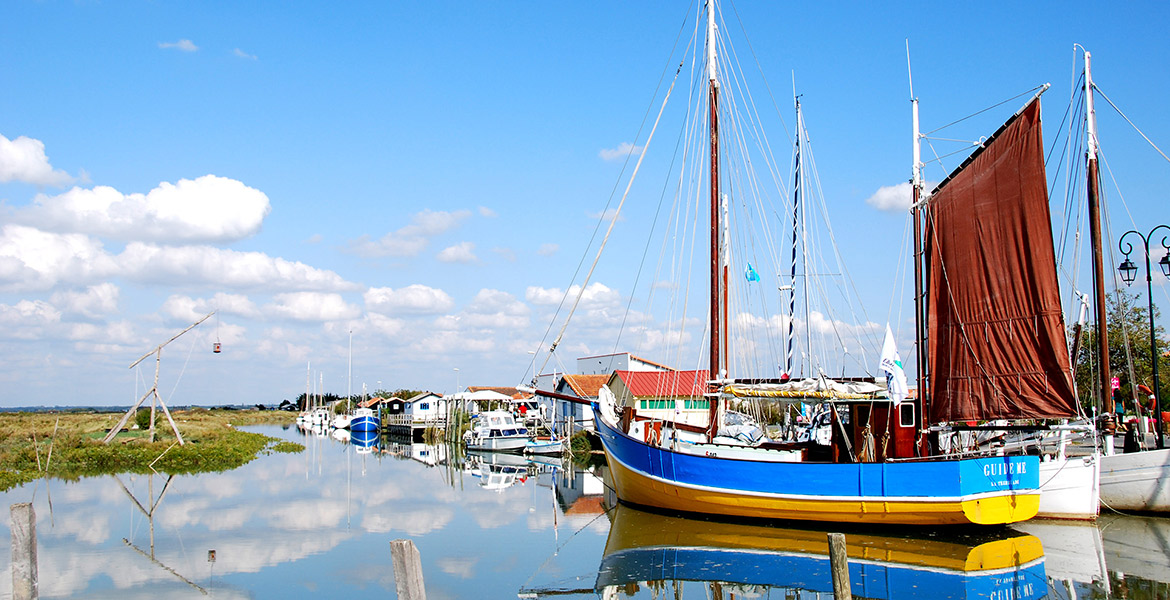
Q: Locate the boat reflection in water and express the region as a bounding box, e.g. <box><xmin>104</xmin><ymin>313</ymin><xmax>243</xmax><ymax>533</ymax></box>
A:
<box><xmin>596</xmin><ymin>504</ymin><xmax>1047</xmax><ymax>600</ymax></box>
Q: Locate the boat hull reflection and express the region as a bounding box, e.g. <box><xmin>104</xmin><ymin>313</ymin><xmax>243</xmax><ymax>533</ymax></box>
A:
<box><xmin>597</xmin><ymin>505</ymin><xmax>1048</xmax><ymax>599</ymax></box>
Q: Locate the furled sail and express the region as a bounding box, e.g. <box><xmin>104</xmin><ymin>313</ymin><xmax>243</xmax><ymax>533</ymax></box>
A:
<box><xmin>924</xmin><ymin>97</ymin><xmax>1078</xmax><ymax>422</ymax></box>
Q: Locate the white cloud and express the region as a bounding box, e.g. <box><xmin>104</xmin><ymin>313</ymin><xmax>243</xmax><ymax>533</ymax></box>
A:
<box><xmin>0</xmin><ymin>134</ymin><xmax>73</xmax><ymax>186</ymax></box>
<box><xmin>478</xmin><ymin>206</ymin><xmax>497</xmax><ymax>218</ymax></box>
<box><xmin>588</xmin><ymin>207</ymin><xmax>624</xmax><ymax>222</ymax></box>
<box><xmin>161</xmin><ymin>292</ymin><xmax>260</xmax><ymax>321</ymax></box>
<box><xmin>118</xmin><ymin>242</ymin><xmax>357</xmax><ymax>291</ymax></box>
<box><xmin>599</xmin><ymin>141</ymin><xmax>642</xmax><ymax>161</ymax></box>
<box><xmin>366</xmin><ymin>313</ymin><xmax>405</xmax><ymax>337</ymax></box>
<box><xmin>864</xmin><ymin>181</ymin><xmax>935</xmax><ymax>212</ymax></box>
<box><xmin>348</xmin><ymin>209</ymin><xmax>471</xmax><ymax>258</ymax></box>
<box><xmin>19</xmin><ymin>175</ymin><xmax>271</xmax><ymax>243</ymax></box>
<box><xmin>233</xmin><ymin>48</ymin><xmax>257</xmax><ymax>60</ymax></box>
<box><xmin>159</xmin><ymin>39</ymin><xmax>198</xmax><ymax>52</ymax></box>
<box><xmin>51</xmin><ymin>283</ymin><xmax>119</xmax><ymax>318</ymax></box>
<box><xmin>437</xmin><ymin>241</ymin><xmax>477</xmax><ymax>263</ymax></box>
<box><xmin>460</xmin><ymin>288</ymin><xmax>529</xmax><ymax>329</ymax></box>
<box><xmin>364</xmin><ymin>284</ymin><xmax>454</xmax><ymax>315</ymax></box>
<box><xmin>536</xmin><ymin>243</ymin><xmax>558</xmax><ymax>257</ymax></box>
<box><xmin>267</xmin><ymin>292</ymin><xmax>360</xmax><ymax>322</ymax></box>
<box><xmin>0</xmin><ymin>300</ymin><xmax>62</xmax><ymax>339</ymax></box>
<box><xmin>0</xmin><ymin>225</ymin><xmax>118</xmax><ymax>291</ymax></box>
<box><xmin>525</xmin><ymin>282</ymin><xmax>619</xmax><ymax>308</ymax></box>
<box><xmin>67</xmin><ymin>320</ymin><xmax>138</xmax><ymax>345</ymax></box>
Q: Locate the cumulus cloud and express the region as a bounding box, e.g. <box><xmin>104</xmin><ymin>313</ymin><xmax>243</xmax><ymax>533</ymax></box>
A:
<box><xmin>18</xmin><ymin>175</ymin><xmax>271</xmax><ymax>243</ymax></box>
<box><xmin>118</xmin><ymin>242</ymin><xmax>357</xmax><ymax>291</ymax></box>
<box><xmin>599</xmin><ymin>141</ymin><xmax>643</xmax><ymax>161</ymax></box>
<box><xmin>233</xmin><ymin>48</ymin><xmax>257</xmax><ymax>60</ymax></box>
<box><xmin>51</xmin><ymin>283</ymin><xmax>119</xmax><ymax>318</ymax></box>
<box><xmin>0</xmin><ymin>134</ymin><xmax>73</xmax><ymax>186</ymax></box>
<box><xmin>865</xmin><ymin>181</ymin><xmax>934</xmax><ymax>212</ymax></box>
<box><xmin>0</xmin><ymin>224</ymin><xmax>356</xmax><ymax>292</ymax></box>
<box><xmin>0</xmin><ymin>225</ymin><xmax>118</xmax><ymax>291</ymax></box>
<box><xmin>477</xmin><ymin>206</ymin><xmax>497</xmax><ymax>218</ymax></box>
<box><xmin>0</xmin><ymin>300</ymin><xmax>62</xmax><ymax>339</ymax></box>
<box><xmin>162</xmin><ymin>292</ymin><xmax>260</xmax><ymax>321</ymax></box>
<box><xmin>457</xmin><ymin>288</ymin><xmax>529</xmax><ymax>329</ymax></box>
<box><xmin>348</xmin><ymin>209</ymin><xmax>471</xmax><ymax>258</ymax></box>
<box><xmin>437</xmin><ymin>241</ymin><xmax>476</xmax><ymax>264</ymax></box>
<box><xmin>366</xmin><ymin>313</ymin><xmax>405</xmax><ymax>337</ymax></box>
<box><xmin>159</xmin><ymin>39</ymin><xmax>198</xmax><ymax>52</ymax></box>
<box><xmin>364</xmin><ymin>284</ymin><xmax>454</xmax><ymax>315</ymax></box>
<box><xmin>266</xmin><ymin>293</ymin><xmax>361</xmax><ymax>322</ymax></box>
<box><xmin>536</xmin><ymin>243</ymin><xmax>558</xmax><ymax>257</ymax></box>
<box><xmin>68</xmin><ymin>320</ymin><xmax>138</xmax><ymax>346</ymax></box>
<box><xmin>525</xmin><ymin>282</ymin><xmax>619</xmax><ymax>308</ymax></box>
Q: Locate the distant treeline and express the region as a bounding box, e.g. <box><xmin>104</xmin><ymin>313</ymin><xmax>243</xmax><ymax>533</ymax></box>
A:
<box><xmin>289</xmin><ymin>388</ymin><xmax>426</xmax><ymax>410</ymax></box>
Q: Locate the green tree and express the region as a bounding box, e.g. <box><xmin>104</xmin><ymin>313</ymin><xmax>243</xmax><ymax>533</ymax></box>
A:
<box><xmin>1072</xmin><ymin>291</ymin><xmax>1170</xmax><ymax>415</ymax></box>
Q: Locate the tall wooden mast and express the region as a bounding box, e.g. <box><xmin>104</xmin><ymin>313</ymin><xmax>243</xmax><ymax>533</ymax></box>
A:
<box><xmin>910</xmin><ymin>56</ymin><xmax>928</xmax><ymax>451</ymax></box>
<box><xmin>707</xmin><ymin>0</ymin><xmax>722</xmax><ymax>384</ymax></box>
<box><xmin>706</xmin><ymin>0</ymin><xmax>723</xmax><ymax>440</ymax></box>
<box><xmin>1084</xmin><ymin>51</ymin><xmax>1113</xmax><ymax>414</ymax></box>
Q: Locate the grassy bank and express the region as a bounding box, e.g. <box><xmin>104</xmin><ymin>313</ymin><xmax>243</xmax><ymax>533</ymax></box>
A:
<box><xmin>0</xmin><ymin>408</ymin><xmax>301</xmax><ymax>492</ymax></box>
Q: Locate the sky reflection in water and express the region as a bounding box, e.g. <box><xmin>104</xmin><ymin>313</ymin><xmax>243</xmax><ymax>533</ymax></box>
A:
<box><xmin>1</xmin><ymin>424</ymin><xmax>1169</xmax><ymax>599</ymax></box>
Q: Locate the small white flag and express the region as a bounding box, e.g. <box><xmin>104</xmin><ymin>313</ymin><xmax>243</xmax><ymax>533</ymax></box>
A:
<box><xmin>880</xmin><ymin>324</ymin><xmax>909</xmax><ymax>406</ymax></box>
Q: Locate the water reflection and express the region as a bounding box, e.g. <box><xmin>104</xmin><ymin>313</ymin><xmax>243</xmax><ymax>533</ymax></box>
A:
<box><xmin>2</xmin><ymin>425</ymin><xmax>1168</xmax><ymax>599</ymax></box>
<box><xmin>594</xmin><ymin>504</ymin><xmax>1047</xmax><ymax>600</ymax></box>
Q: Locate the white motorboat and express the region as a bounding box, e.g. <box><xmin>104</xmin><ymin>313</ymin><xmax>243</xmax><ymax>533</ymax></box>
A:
<box><xmin>463</xmin><ymin>410</ymin><xmax>528</xmax><ymax>453</ymax></box>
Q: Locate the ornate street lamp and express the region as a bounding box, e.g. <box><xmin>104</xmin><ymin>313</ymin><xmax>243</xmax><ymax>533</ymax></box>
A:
<box><xmin>1118</xmin><ymin>224</ymin><xmax>1170</xmax><ymax>449</ymax></box>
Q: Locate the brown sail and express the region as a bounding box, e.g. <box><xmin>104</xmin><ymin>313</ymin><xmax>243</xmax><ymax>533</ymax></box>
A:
<box><xmin>925</xmin><ymin>97</ymin><xmax>1078</xmax><ymax>423</ymax></box>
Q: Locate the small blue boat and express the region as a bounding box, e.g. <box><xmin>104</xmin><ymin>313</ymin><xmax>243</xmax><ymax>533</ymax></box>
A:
<box><xmin>351</xmin><ymin>428</ymin><xmax>379</xmax><ymax>453</ymax></box>
<box><xmin>349</xmin><ymin>407</ymin><xmax>380</xmax><ymax>433</ymax></box>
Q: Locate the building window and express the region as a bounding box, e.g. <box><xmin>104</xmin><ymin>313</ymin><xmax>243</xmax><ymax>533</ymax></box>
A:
<box><xmin>639</xmin><ymin>399</ymin><xmax>672</xmax><ymax>410</ymax></box>
<box><xmin>684</xmin><ymin>399</ymin><xmax>709</xmax><ymax>410</ymax></box>
<box><xmin>420</xmin><ymin>402</ymin><xmax>429</xmax><ymax>411</ymax></box>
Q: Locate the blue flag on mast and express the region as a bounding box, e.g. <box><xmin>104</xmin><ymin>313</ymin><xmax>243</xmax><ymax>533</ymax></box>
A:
<box><xmin>744</xmin><ymin>263</ymin><xmax>760</xmax><ymax>282</ymax></box>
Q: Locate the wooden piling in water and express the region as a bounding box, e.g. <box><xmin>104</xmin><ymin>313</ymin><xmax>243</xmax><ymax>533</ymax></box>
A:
<box><xmin>390</xmin><ymin>538</ymin><xmax>426</xmax><ymax>600</ymax></box>
<box><xmin>10</xmin><ymin>503</ymin><xmax>37</xmax><ymax>600</ymax></box>
<box><xmin>828</xmin><ymin>532</ymin><xmax>851</xmax><ymax>600</ymax></box>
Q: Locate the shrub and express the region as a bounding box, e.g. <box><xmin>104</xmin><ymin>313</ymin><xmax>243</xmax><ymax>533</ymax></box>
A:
<box><xmin>134</xmin><ymin>408</ymin><xmax>157</xmax><ymax>430</ymax></box>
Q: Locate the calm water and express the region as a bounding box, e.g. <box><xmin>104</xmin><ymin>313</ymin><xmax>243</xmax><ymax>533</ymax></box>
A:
<box><xmin>1</xmin><ymin>424</ymin><xmax>1167</xmax><ymax>599</ymax></box>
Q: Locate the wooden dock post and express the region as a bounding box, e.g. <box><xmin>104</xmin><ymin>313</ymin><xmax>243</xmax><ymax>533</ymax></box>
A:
<box><xmin>390</xmin><ymin>538</ymin><xmax>426</xmax><ymax>600</ymax></box>
<box><xmin>827</xmin><ymin>532</ymin><xmax>851</xmax><ymax>600</ymax></box>
<box><xmin>10</xmin><ymin>503</ymin><xmax>37</xmax><ymax>600</ymax></box>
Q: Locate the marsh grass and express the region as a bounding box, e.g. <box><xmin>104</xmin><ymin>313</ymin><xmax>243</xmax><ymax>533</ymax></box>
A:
<box><xmin>0</xmin><ymin>409</ymin><xmax>299</xmax><ymax>492</ymax></box>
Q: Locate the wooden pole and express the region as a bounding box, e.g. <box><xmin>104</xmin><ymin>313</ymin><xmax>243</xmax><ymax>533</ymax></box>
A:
<box><xmin>10</xmin><ymin>502</ymin><xmax>37</xmax><ymax>600</ymax></box>
<box><xmin>390</xmin><ymin>539</ymin><xmax>426</xmax><ymax>600</ymax></box>
<box><xmin>827</xmin><ymin>532</ymin><xmax>852</xmax><ymax>600</ymax></box>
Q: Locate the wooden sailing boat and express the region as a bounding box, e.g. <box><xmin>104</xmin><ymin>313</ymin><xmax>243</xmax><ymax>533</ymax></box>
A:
<box><xmin>592</xmin><ymin>0</ymin><xmax>1041</xmax><ymax>526</ymax></box>
<box><xmin>912</xmin><ymin>90</ymin><xmax>1100</xmax><ymax>520</ymax></box>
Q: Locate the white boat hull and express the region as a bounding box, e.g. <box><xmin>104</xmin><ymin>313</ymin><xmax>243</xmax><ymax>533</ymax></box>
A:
<box><xmin>1099</xmin><ymin>448</ymin><xmax>1170</xmax><ymax>512</ymax></box>
<box><xmin>524</xmin><ymin>438</ymin><xmax>564</xmax><ymax>455</ymax></box>
<box><xmin>466</xmin><ymin>436</ymin><xmax>527</xmax><ymax>453</ymax></box>
<box><xmin>1035</xmin><ymin>454</ymin><xmax>1100</xmax><ymax>520</ymax></box>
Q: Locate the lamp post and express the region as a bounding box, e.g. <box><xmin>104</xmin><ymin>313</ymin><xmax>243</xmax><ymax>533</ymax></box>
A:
<box><xmin>1118</xmin><ymin>224</ymin><xmax>1170</xmax><ymax>450</ymax></box>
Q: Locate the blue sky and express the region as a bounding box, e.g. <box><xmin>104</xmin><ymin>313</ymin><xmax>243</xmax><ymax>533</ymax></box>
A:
<box><xmin>2</xmin><ymin>1</ymin><xmax>1168</xmax><ymax>407</ymax></box>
